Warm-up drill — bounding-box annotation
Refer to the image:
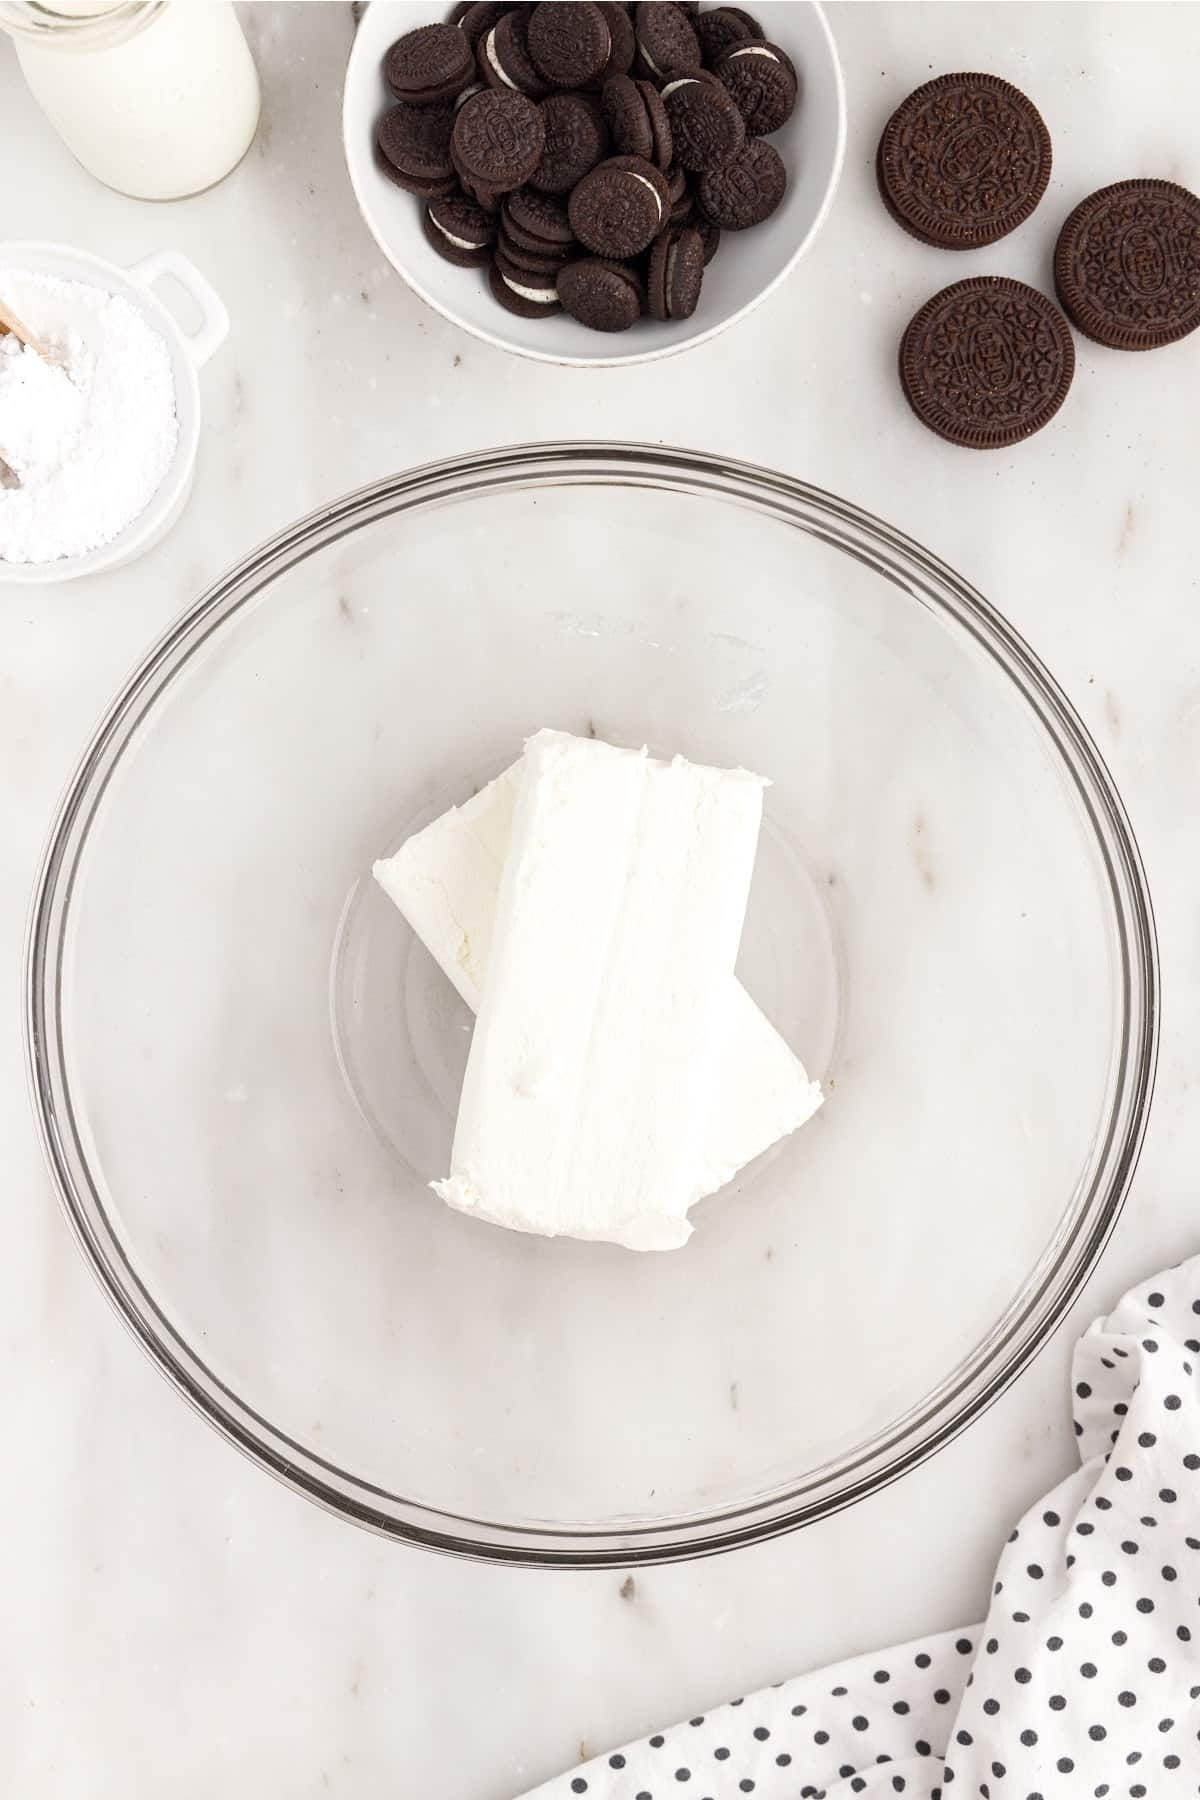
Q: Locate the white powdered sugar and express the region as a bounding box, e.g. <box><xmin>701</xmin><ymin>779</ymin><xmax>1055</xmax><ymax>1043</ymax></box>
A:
<box><xmin>0</xmin><ymin>270</ymin><xmax>178</xmax><ymax>565</ymax></box>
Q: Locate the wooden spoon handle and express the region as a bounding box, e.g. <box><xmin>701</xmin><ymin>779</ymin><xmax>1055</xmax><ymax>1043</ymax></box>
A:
<box><xmin>0</xmin><ymin>298</ymin><xmax>48</xmax><ymax>360</ymax></box>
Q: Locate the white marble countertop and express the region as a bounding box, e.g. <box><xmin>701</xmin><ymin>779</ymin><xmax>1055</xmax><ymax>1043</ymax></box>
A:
<box><xmin>4</xmin><ymin>4</ymin><xmax>1200</xmax><ymax>1794</ymax></box>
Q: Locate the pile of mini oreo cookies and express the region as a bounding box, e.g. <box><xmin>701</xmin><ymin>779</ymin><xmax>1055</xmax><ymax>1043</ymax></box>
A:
<box><xmin>877</xmin><ymin>72</ymin><xmax>1200</xmax><ymax>449</ymax></box>
<box><xmin>374</xmin><ymin>2</ymin><xmax>798</xmax><ymax>333</ymax></box>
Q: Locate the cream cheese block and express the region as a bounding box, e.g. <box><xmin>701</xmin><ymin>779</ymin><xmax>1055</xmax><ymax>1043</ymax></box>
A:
<box><xmin>375</xmin><ymin>731</ymin><xmax>822</xmax><ymax>1248</ymax></box>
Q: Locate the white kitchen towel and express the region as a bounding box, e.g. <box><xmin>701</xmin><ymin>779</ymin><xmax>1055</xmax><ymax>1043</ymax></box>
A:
<box><xmin>516</xmin><ymin>1257</ymin><xmax>1200</xmax><ymax>1800</ymax></box>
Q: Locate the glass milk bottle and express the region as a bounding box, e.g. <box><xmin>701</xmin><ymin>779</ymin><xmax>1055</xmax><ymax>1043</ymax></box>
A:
<box><xmin>0</xmin><ymin>1</ymin><xmax>261</xmax><ymax>200</ymax></box>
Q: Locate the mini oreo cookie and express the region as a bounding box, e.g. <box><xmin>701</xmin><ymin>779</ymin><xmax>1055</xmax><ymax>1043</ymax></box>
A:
<box><xmin>504</xmin><ymin>185</ymin><xmax>576</xmax><ymax>250</ymax></box>
<box><xmin>452</xmin><ymin>87</ymin><xmax>546</xmax><ymax>192</ymax></box>
<box><xmin>696</xmin><ymin>136</ymin><xmax>785</xmax><ymax>228</ymax></box>
<box><xmin>594</xmin><ymin>1</ymin><xmax>636</xmax><ymax>81</ymax></box>
<box><xmin>532</xmin><ymin>92</ymin><xmax>609</xmax><ymax>193</ymax></box>
<box><xmin>635</xmin><ymin>79</ymin><xmax>673</xmax><ymax>169</ymax></box>
<box><xmin>697</xmin><ymin>6</ymin><xmax>761</xmax><ymax>63</ymax></box>
<box><xmin>376</xmin><ymin>100</ymin><xmax>457</xmax><ymax>184</ymax></box>
<box><xmin>634</xmin><ymin>1</ymin><xmax>700</xmax><ymax>80</ymax></box>
<box><xmin>900</xmin><ymin>276</ymin><xmax>1075</xmax><ymax>448</ymax></box>
<box><xmin>385</xmin><ymin>23</ymin><xmax>475</xmax><ymax>105</ymax></box>
<box><xmin>527</xmin><ymin>2</ymin><xmax>611</xmax><ymax>88</ymax></box>
<box><xmin>716</xmin><ymin>40</ymin><xmax>797</xmax><ymax>135</ymax></box>
<box><xmin>424</xmin><ymin>193</ymin><xmax>498</xmax><ymax>265</ymax></box>
<box><xmin>497</xmin><ymin>226</ymin><xmax>573</xmax><ymax>272</ymax></box>
<box><xmin>558</xmin><ymin>257</ymin><xmax>644</xmax><ymax>330</ymax></box>
<box><xmin>1053</xmin><ymin>179</ymin><xmax>1200</xmax><ymax>351</ymax></box>
<box><xmin>647</xmin><ymin>222</ymin><xmax>703</xmax><ymax>320</ymax></box>
<box><xmin>661</xmin><ymin>69</ymin><xmax>745</xmax><ymax>172</ymax></box>
<box><xmin>569</xmin><ymin>153</ymin><xmax>669</xmax><ymax>256</ymax></box>
<box><xmin>695</xmin><ymin>215</ymin><xmax>721</xmax><ymax>263</ymax></box>
<box><xmin>878</xmin><ymin>73</ymin><xmax>1052</xmax><ymax>250</ymax></box>
<box><xmin>479</xmin><ymin>10</ymin><xmax>551</xmax><ymax>98</ymax></box>
<box><xmin>376</xmin><ymin>108</ymin><xmax>460</xmax><ymax>197</ymax></box>
<box><xmin>601</xmin><ymin>73</ymin><xmax>653</xmax><ymax>160</ymax></box>
<box><xmin>488</xmin><ymin>254</ymin><xmax>562</xmax><ymax>315</ymax></box>
<box><xmin>457</xmin><ymin>1</ymin><xmax>513</xmax><ymax>47</ymax></box>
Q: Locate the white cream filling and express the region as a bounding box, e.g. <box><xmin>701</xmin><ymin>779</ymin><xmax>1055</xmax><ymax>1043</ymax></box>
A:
<box><xmin>728</xmin><ymin>44</ymin><xmax>781</xmax><ymax>63</ymax></box>
<box><xmin>502</xmin><ymin>272</ymin><xmax>558</xmax><ymax>303</ymax></box>
<box><xmin>483</xmin><ymin>27</ymin><xmax>518</xmax><ymax>90</ymax></box>
<box><xmin>454</xmin><ymin>82</ymin><xmax>482</xmax><ymax>110</ymax></box>
<box><xmin>661</xmin><ymin>76</ymin><xmax>700</xmax><ymax>100</ymax></box>
<box><xmin>636</xmin><ymin>37</ymin><xmax>663</xmax><ymax>78</ymax></box>
<box><xmin>429</xmin><ymin>214</ymin><xmax>484</xmax><ymax>252</ymax></box>
<box><xmin>625</xmin><ymin>170</ymin><xmax>663</xmax><ymax>224</ymax></box>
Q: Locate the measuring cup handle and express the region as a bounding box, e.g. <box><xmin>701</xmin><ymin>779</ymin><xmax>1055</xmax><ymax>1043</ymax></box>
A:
<box><xmin>128</xmin><ymin>250</ymin><xmax>230</xmax><ymax>370</ymax></box>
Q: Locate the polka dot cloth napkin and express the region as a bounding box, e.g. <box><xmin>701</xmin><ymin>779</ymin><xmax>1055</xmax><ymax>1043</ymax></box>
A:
<box><xmin>516</xmin><ymin>1258</ymin><xmax>1200</xmax><ymax>1800</ymax></box>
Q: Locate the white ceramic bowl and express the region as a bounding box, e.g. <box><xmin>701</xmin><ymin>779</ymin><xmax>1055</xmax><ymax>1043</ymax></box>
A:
<box><xmin>0</xmin><ymin>241</ymin><xmax>228</xmax><ymax>585</ymax></box>
<box><xmin>343</xmin><ymin>3</ymin><xmax>846</xmax><ymax>368</ymax></box>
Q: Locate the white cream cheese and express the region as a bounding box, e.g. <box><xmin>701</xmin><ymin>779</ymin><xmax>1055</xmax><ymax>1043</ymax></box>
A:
<box><xmin>376</xmin><ymin>732</ymin><xmax>822</xmax><ymax>1249</ymax></box>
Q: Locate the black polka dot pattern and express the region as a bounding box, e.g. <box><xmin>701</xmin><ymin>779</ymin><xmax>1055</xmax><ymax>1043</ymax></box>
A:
<box><xmin>519</xmin><ymin>1267</ymin><xmax>1200</xmax><ymax>1800</ymax></box>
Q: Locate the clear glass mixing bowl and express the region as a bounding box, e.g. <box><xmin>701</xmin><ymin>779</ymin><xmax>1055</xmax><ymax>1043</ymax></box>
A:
<box><xmin>26</xmin><ymin>445</ymin><xmax>1158</xmax><ymax>1565</ymax></box>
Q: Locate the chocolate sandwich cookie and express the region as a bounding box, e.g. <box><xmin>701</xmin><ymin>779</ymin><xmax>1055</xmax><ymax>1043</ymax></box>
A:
<box><xmin>594</xmin><ymin>1</ymin><xmax>636</xmax><ymax>81</ymax></box>
<box><xmin>531</xmin><ymin>92</ymin><xmax>609</xmax><ymax>193</ymax></box>
<box><xmin>696</xmin><ymin>136</ymin><xmax>785</xmax><ymax>228</ymax></box>
<box><xmin>716</xmin><ymin>40</ymin><xmax>797</xmax><ymax>136</ymax></box>
<box><xmin>661</xmin><ymin>69</ymin><xmax>745</xmax><ymax>172</ymax></box>
<box><xmin>695</xmin><ymin>215</ymin><xmax>721</xmax><ymax>263</ymax></box>
<box><xmin>568</xmin><ymin>153</ymin><xmax>670</xmax><ymax>256</ymax></box>
<box><xmin>899</xmin><ymin>276</ymin><xmax>1075</xmax><ymax>448</ymax></box>
<box><xmin>376</xmin><ymin>106</ymin><xmax>460</xmax><ymax>196</ymax></box>
<box><xmin>385</xmin><ymin>23</ymin><xmax>475</xmax><ymax>106</ymax></box>
<box><xmin>527</xmin><ymin>2</ymin><xmax>611</xmax><ymax>89</ymax></box>
<box><xmin>488</xmin><ymin>253</ymin><xmax>562</xmax><ymax>315</ymax></box>
<box><xmin>452</xmin><ymin>88</ymin><xmax>546</xmax><ymax>194</ymax></box>
<box><xmin>697</xmin><ymin>5</ymin><xmax>761</xmax><ymax>64</ymax></box>
<box><xmin>1053</xmin><ymin>179</ymin><xmax>1200</xmax><ymax>351</ymax></box>
<box><xmin>496</xmin><ymin>225</ymin><xmax>573</xmax><ymax>272</ymax></box>
<box><xmin>503</xmin><ymin>185</ymin><xmax>577</xmax><ymax>253</ymax></box>
<box><xmin>647</xmin><ymin>222</ymin><xmax>704</xmax><ymax>320</ymax></box>
<box><xmin>376</xmin><ymin>100</ymin><xmax>457</xmax><ymax>183</ymax></box>
<box><xmin>558</xmin><ymin>257</ymin><xmax>644</xmax><ymax>330</ymax></box>
<box><xmin>636</xmin><ymin>79</ymin><xmax>673</xmax><ymax>169</ymax></box>
<box><xmin>877</xmin><ymin>72</ymin><xmax>1052</xmax><ymax>250</ymax></box>
<box><xmin>424</xmin><ymin>193</ymin><xmax>498</xmax><ymax>265</ymax></box>
<box><xmin>601</xmin><ymin>73</ymin><xmax>652</xmax><ymax>160</ymax></box>
<box><xmin>479</xmin><ymin>9</ymin><xmax>551</xmax><ymax>98</ymax></box>
<box><xmin>633</xmin><ymin>0</ymin><xmax>700</xmax><ymax>80</ymax></box>
<box><xmin>457</xmin><ymin>1</ymin><xmax>513</xmax><ymax>48</ymax></box>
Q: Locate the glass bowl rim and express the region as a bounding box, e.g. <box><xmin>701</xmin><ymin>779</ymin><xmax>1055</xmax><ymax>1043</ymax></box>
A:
<box><xmin>24</xmin><ymin>441</ymin><xmax>1160</xmax><ymax>1567</ymax></box>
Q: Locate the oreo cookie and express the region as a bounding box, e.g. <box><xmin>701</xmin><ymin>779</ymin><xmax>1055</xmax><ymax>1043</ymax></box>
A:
<box><xmin>716</xmin><ymin>40</ymin><xmax>797</xmax><ymax>135</ymax></box>
<box><xmin>452</xmin><ymin>88</ymin><xmax>546</xmax><ymax>193</ymax></box>
<box><xmin>569</xmin><ymin>153</ymin><xmax>670</xmax><ymax>256</ymax></box>
<box><xmin>497</xmin><ymin>227</ymin><xmax>572</xmax><ymax>274</ymax></box>
<box><xmin>647</xmin><ymin>222</ymin><xmax>703</xmax><ymax>319</ymax></box>
<box><xmin>661</xmin><ymin>69</ymin><xmax>745</xmax><ymax>172</ymax></box>
<box><xmin>900</xmin><ymin>276</ymin><xmax>1075</xmax><ymax>448</ymax></box>
<box><xmin>504</xmin><ymin>185</ymin><xmax>577</xmax><ymax>252</ymax></box>
<box><xmin>424</xmin><ymin>193</ymin><xmax>498</xmax><ymax>265</ymax></box>
<box><xmin>385</xmin><ymin>24</ymin><xmax>475</xmax><ymax>105</ymax></box>
<box><xmin>594</xmin><ymin>1</ymin><xmax>636</xmax><ymax>81</ymax></box>
<box><xmin>558</xmin><ymin>257</ymin><xmax>644</xmax><ymax>330</ymax></box>
<box><xmin>878</xmin><ymin>73</ymin><xmax>1052</xmax><ymax>250</ymax></box>
<box><xmin>488</xmin><ymin>255</ymin><xmax>562</xmax><ymax>315</ymax></box>
<box><xmin>532</xmin><ymin>92</ymin><xmax>609</xmax><ymax>193</ymax></box>
<box><xmin>457</xmin><ymin>2</ymin><xmax>513</xmax><ymax>48</ymax></box>
<box><xmin>479</xmin><ymin>10</ymin><xmax>551</xmax><ymax>98</ymax></box>
<box><xmin>376</xmin><ymin>104</ymin><xmax>460</xmax><ymax>197</ymax></box>
<box><xmin>1054</xmin><ymin>178</ymin><xmax>1200</xmax><ymax>351</ymax></box>
<box><xmin>696</xmin><ymin>136</ymin><xmax>785</xmax><ymax>227</ymax></box>
<box><xmin>634</xmin><ymin>1</ymin><xmax>700</xmax><ymax>80</ymax></box>
<box><xmin>697</xmin><ymin>6</ymin><xmax>761</xmax><ymax>63</ymax></box>
<box><xmin>527</xmin><ymin>2</ymin><xmax>612</xmax><ymax>88</ymax></box>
